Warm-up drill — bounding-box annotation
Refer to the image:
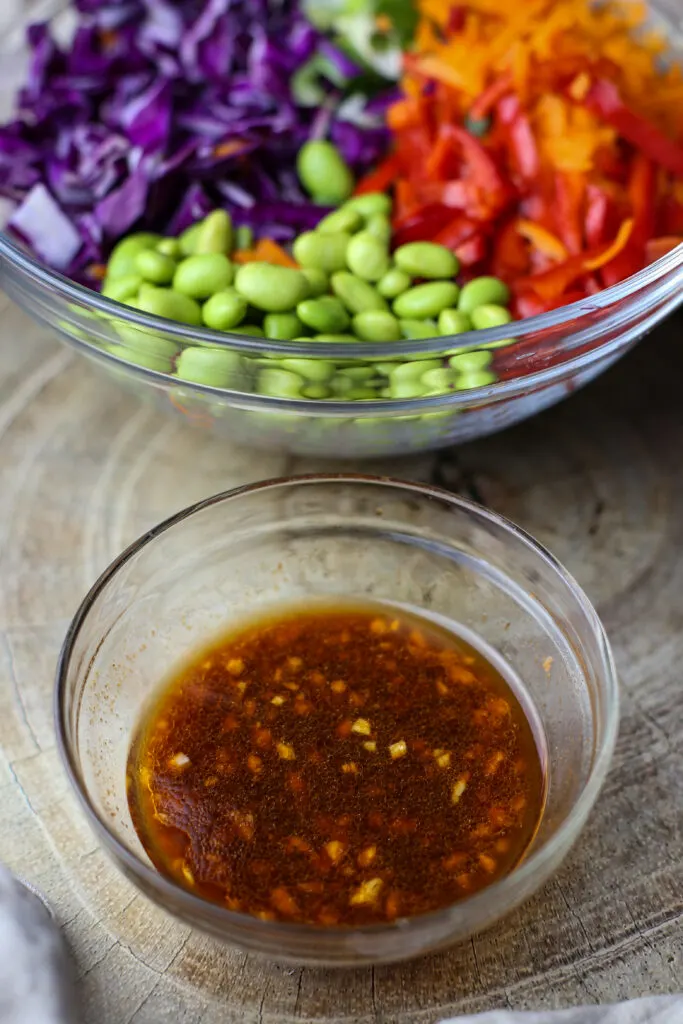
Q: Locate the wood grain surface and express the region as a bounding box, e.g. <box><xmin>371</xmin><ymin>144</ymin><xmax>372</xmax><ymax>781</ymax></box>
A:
<box><xmin>0</xmin><ymin>295</ymin><xmax>681</xmax><ymax>1022</ymax></box>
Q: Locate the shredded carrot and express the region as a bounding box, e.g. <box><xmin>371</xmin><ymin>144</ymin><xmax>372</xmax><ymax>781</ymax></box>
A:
<box><xmin>583</xmin><ymin>218</ymin><xmax>634</xmax><ymax>271</ymax></box>
<box><xmin>517</xmin><ymin>221</ymin><xmax>568</xmax><ymax>262</ymax></box>
<box><xmin>233</xmin><ymin>238</ymin><xmax>298</xmax><ymax>268</ymax></box>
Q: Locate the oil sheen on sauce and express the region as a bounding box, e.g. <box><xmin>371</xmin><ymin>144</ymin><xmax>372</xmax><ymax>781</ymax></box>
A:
<box><xmin>127</xmin><ymin>602</ymin><xmax>545</xmax><ymax>926</ymax></box>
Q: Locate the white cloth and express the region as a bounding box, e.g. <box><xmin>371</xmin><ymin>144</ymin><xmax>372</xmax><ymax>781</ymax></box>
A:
<box><xmin>440</xmin><ymin>996</ymin><xmax>683</xmax><ymax>1024</ymax></box>
<box><xmin>0</xmin><ymin>866</ymin><xmax>79</xmax><ymax>1024</ymax></box>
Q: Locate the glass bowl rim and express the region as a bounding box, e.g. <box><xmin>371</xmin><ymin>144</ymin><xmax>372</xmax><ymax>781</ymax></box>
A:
<box><xmin>55</xmin><ymin>474</ymin><xmax>619</xmax><ymax>941</ymax></box>
<box><xmin>4</xmin><ymin>228</ymin><xmax>683</xmax><ymax>415</ymax></box>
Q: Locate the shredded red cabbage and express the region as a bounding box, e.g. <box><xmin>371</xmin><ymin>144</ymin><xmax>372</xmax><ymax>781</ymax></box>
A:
<box><xmin>0</xmin><ymin>0</ymin><xmax>391</xmax><ymax>285</ymax></box>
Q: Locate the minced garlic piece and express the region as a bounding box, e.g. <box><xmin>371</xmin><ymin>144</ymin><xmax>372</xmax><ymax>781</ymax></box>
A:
<box><xmin>351</xmin><ymin>718</ymin><xmax>371</xmax><ymax>735</ymax></box>
<box><xmin>341</xmin><ymin>762</ymin><xmax>358</xmax><ymax>774</ymax></box>
<box><xmin>325</xmin><ymin>840</ymin><xmax>346</xmax><ymax>863</ymax></box>
<box><xmin>357</xmin><ymin>846</ymin><xmax>377</xmax><ymax>868</ymax></box>
<box><xmin>271</xmin><ymin>695</ymin><xmax>285</xmax><ymax>706</ymax></box>
<box><xmin>169</xmin><ymin>752</ymin><xmax>190</xmax><ymax>769</ymax></box>
<box><xmin>350</xmin><ymin>877</ymin><xmax>384</xmax><ymax>905</ymax></box>
<box><xmin>226</xmin><ymin>658</ymin><xmax>244</xmax><ymax>676</ymax></box>
<box><xmin>363</xmin><ymin>741</ymin><xmax>377</xmax><ymax>753</ymax></box>
<box><xmin>276</xmin><ymin>741</ymin><xmax>296</xmax><ymax>760</ymax></box>
<box><xmin>388</xmin><ymin>740</ymin><xmax>407</xmax><ymax>759</ymax></box>
<box><xmin>479</xmin><ymin>853</ymin><xmax>497</xmax><ymax>873</ymax></box>
<box><xmin>452</xmin><ymin>778</ymin><xmax>467</xmax><ymax>804</ymax></box>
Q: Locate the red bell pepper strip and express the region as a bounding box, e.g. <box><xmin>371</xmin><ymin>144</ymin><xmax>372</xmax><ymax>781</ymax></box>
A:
<box><xmin>433</xmin><ymin>214</ymin><xmax>481</xmax><ymax>250</ymax></box>
<box><xmin>354</xmin><ymin>153</ymin><xmax>401</xmax><ymax>195</ymax></box>
<box><xmin>492</xmin><ymin>218</ymin><xmax>531</xmax><ymax>280</ymax></box>
<box><xmin>392</xmin><ymin>203</ymin><xmax>455</xmax><ymax>245</ymax></box>
<box><xmin>554</xmin><ymin>172</ymin><xmax>585</xmax><ymax>254</ymax></box>
<box><xmin>516</xmin><ymin>218</ymin><xmax>634</xmax><ymax>302</ymax></box>
<box><xmin>455</xmin><ymin>233</ymin><xmax>488</xmax><ymax>267</ymax></box>
<box><xmin>645</xmin><ymin>236</ymin><xmax>683</xmax><ymax>263</ymax></box>
<box><xmin>584</xmin><ymin>186</ymin><xmax>610</xmax><ymax>248</ymax></box>
<box><xmin>425</xmin><ymin>125</ymin><xmax>460</xmax><ymax>180</ymax></box>
<box><xmin>407</xmin><ymin>180</ymin><xmax>470</xmax><ymax>210</ymax></box>
<box><xmin>599</xmin><ymin>155</ymin><xmax>653</xmax><ymax>287</ymax></box>
<box><xmin>586</xmin><ymin>79</ymin><xmax>683</xmax><ymax>176</ymax></box>
<box><xmin>394</xmin><ymin>178</ymin><xmax>420</xmax><ymax>221</ymax></box>
<box><xmin>497</xmin><ymin>96</ymin><xmax>540</xmax><ymax>183</ymax></box>
<box><xmin>469</xmin><ymin>72</ymin><xmax>513</xmax><ymax>122</ymax></box>
<box><xmin>447</xmin><ymin>124</ymin><xmax>510</xmax><ymax>200</ymax></box>
<box><xmin>657</xmin><ymin>197</ymin><xmax>683</xmax><ymax>235</ymax></box>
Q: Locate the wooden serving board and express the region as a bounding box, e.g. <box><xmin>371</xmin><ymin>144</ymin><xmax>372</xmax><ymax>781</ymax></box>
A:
<box><xmin>0</xmin><ymin>295</ymin><xmax>680</xmax><ymax>1022</ymax></box>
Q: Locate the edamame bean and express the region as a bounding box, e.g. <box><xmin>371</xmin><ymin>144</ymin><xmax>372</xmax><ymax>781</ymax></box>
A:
<box><xmin>331</xmin><ymin>272</ymin><xmax>388</xmax><ymax>314</ymax></box>
<box><xmin>104</xmin><ymin>342</ymin><xmax>174</xmax><ymax>373</ymax></box>
<box><xmin>347</xmin><ymin>387</ymin><xmax>377</xmax><ymax>400</ymax></box>
<box><xmin>137</xmin><ymin>285</ymin><xmax>202</xmax><ymax>325</ymax></box>
<box><xmin>263</xmin><ymin>313</ymin><xmax>305</xmax><ymax>340</ymax></box>
<box><xmin>135</xmin><ymin>249</ymin><xmax>177</xmax><ymax>285</ymax></box>
<box><xmin>176</xmin><ymin>347</ymin><xmax>243</xmax><ymax>387</ymax></box>
<box><xmin>234</xmin><ymin>262</ymin><xmax>309</xmax><ymax>312</ymax></box>
<box><xmin>279</xmin><ymin>358</ymin><xmax>335</xmax><ymax>382</ymax></box>
<box><xmin>458</xmin><ymin>276</ymin><xmax>511</xmax><ymax>313</ymax></box>
<box><xmin>393</xmin><ymin>282</ymin><xmax>460</xmax><ymax>319</ymax></box>
<box><xmin>373</xmin><ymin>362</ymin><xmax>401</xmax><ymax>375</ymax></box>
<box><xmin>179</xmin><ymin>222</ymin><xmax>203</xmax><ymax>256</ymax></box>
<box><xmin>297</xmin><ymin>140</ymin><xmax>354</xmax><ymax>204</ymax></box>
<box><xmin>329</xmin><ymin>374</ymin><xmax>355</xmax><ymax>396</ymax></box>
<box><xmin>173</xmin><ymin>253</ymin><xmax>234</xmax><ymax>299</ymax></box>
<box><xmin>202</xmin><ymin>289</ymin><xmax>247</xmax><ymax>330</ymax></box>
<box><xmin>352</xmin><ymin>310</ymin><xmax>401</xmax><ymax>342</ymax></box>
<box><xmin>106</xmin><ymin>232</ymin><xmax>162</xmax><ymax>279</ymax></box>
<box><xmin>338</xmin><ymin>366</ymin><xmax>377</xmax><ymax>382</ymax></box>
<box><xmin>235</xmin><ymin>225</ymin><xmax>254</xmax><ymax>251</ymax></box>
<box><xmin>390</xmin><ymin>359</ymin><xmax>442</xmax><ymax>383</ymax></box>
<box><xmin>389</xmin><ymin>380</ymin><xmax>430</xmax><ymax>399</ymax></box>
<box><xmin>316</xmin><ymin>206</ymin><xmax>363</xmax><ymax>235</ymax></box>
<box><xmin>157</xmin><ymin>238</ymin><xmax>182</xmax><ymax>258</ymax></box>
<box><xmin>112</xmin><ymin>325</ymin><xmax>180</xmax><ymax>359</ymax></box>
<box><xmin>310</xmin><ymin>333</ymin><xmax>358</xmax><ymax>342</ymax></box>
<box><xmin>237</xmin><ymin>325</ymin><xmax>265</xmax><ymax>337</ymax></box>
<box><xmin>195</xmin><ymin>209</ymin><xmax>232</xmax><ymax>254</ymax></box>
<box><xmin>301</xmin><ymin>383</ymin><xmax>332</xmax><ymax>399</ymax></box>
<box><xmin>483</xmin><ymin>337</ymin><xmax>516</xmax><ymax>350</ymax></box>
<box><xmin>438</xmin><ymin>308</ymin><xmax>472</xmax><ymax>335</ymax></box>
<box><xmin>346</xmin><ymin>230</ymin><xmax>390</xmax><ymax>282</ymax></box>
<box><xmin>377</xmin><ymin>267</ymin><xmax>411</xmax><ymax>299</ymax></box>
<box><xmin>293</xmin><ymin>231</ymin><xmax>351</xmax><ymax>273</ymax></box>
<box><xmin>101</xmin><ymin>274</ymin><xmax>142</xmax><ymax>301</ymax></box>
<box><xmin>300</xmin><ymin>267</ymin><xmax>329</xmax><ymax>297</ymax></box>
<box><xmin>456</xmin><ymin>370</ymin><xmax>497</xmax><ymax>389</ymax></box>
<box><xmin>297</xmin><ymin>296</ymin><xmax>350</xmax><ymax>333</ymax></box>
<box><xmin>448</xmin><ymin>350</ymin><xmax>493</xmax><ymax>372</ymax></box>
<box><xmin>365</xmin><ymin>214</ymin><xmax>391</xmax><ymax>243</ymax></box>
<box><xmin>394</xmin><ymin>242</ymin><xmax>459</xmax><ymax>279</ymax></box>
<box><xmin>470</xmin><ymin>303</ymin><xmax>513</xmax><ymax>329</ymax></box>
<box><xmin>345</xmin><ymin>192</ymin><xmax>392</xmax><ymax>218</ymax></box>
<box><xmin>399</xmin><ymin>318</ymin><xmax>438</xmax><ymax>340</ymax></box>
<box><xmin>257</xmin><ymin>367</ymin><xmax>305</xmax><ymax>398</ymax></box>
<box><xmin>420</xmin><ymin>368</ymin><xmax>458</xmax><ymax>391</ymax></box>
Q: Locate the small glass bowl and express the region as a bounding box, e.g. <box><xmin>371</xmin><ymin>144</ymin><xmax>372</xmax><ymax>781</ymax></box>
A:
<box><xmin>55</xmin><ymin>476</ymin><xmax>618</xmax><ymax>966</ymax></box>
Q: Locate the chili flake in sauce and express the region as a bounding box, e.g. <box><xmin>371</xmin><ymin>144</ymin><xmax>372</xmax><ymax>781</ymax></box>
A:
<box><xmin>127</xmin><ymin>603</ymin><xmax>545</xmax><ymax>926</ymax></box>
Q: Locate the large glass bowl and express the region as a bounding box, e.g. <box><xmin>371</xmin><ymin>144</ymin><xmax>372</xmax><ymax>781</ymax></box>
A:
<box><xmin>1</xmin><ymin>0</ymin><xmax>682</xmax><ymax>458</ymax></box>
<box><xmin>55</xmin><ymin>476</ymin><xmax>619</xmax><ymax>966</ymax></box>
